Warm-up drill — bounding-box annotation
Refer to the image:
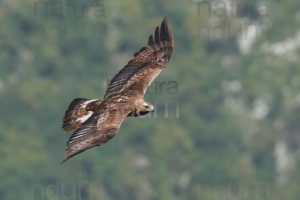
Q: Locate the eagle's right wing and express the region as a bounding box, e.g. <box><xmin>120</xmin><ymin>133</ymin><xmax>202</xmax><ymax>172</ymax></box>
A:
<box><xmin>61</xmin><ymin>105</ymin><xmax>130</xmax><ymax>163</ymax></box>
<box><xmin>104</xmin><ymin>17</ymin><xmax>174</xmax><ymax>100</ymax></box>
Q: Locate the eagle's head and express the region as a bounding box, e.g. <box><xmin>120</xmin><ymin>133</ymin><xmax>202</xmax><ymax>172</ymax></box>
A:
<box><xmin>140</xmin><ymin>102</ymin><xmax>154</xmax><ymax>115</ymax></box>
<box><xmin>128</xmin><ymin>101</ymin><xmax>154</xmax><ymax>117</ymax></box>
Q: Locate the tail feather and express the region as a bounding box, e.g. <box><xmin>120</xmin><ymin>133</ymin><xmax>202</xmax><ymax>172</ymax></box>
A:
<box><xmin>62</xmin><ymin>98</ymin><xmax>100</xmax><ymax>132</ymax></box>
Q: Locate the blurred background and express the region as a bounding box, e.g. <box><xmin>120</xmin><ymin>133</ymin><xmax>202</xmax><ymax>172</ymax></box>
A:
<box><xmin>1</xmin><ymin>0</ymin><xmax>300</xmax><ymax>199</ymax></box>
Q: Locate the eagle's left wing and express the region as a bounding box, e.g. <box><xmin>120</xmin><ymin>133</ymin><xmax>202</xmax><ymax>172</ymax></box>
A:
<box><xmin>61</xmin><ymin>105</ymin><xmax>130</xmax><ymax>163</ymax></box>
<box><xmin>104</xmin><ymin>17</ymin><xmax>174</xmax><ymax>100</ymax></box>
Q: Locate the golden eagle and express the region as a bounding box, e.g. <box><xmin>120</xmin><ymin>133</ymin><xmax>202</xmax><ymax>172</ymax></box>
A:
<box><xmin>61</xmin><ymin>17</ymin><xmax>174</xmax><ymax>163</ymax></box>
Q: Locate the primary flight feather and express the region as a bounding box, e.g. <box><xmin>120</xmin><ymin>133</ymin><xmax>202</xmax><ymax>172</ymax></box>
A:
<box><xmin>61</xmin><ymin>17</ymin><xmax>174</xmax><ymax>163</ymax></box>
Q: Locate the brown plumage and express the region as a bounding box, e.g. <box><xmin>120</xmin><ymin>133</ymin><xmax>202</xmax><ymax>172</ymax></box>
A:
<box><xmin>61</xmin><ymin>17</ymin><xmax>174</xmax><ymax>163</ymax></box>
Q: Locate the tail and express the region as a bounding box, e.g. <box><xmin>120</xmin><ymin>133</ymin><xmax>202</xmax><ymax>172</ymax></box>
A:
<box><xmin>62</xmin><ymin>98</ymin><xmax>100</xmax><ymax>132</ymax></box>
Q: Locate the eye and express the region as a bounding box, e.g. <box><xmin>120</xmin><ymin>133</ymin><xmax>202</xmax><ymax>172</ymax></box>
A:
<box><xmin>144</xmin><ymin>105</ymin><xmax>149</xmax><ymax>108</ymax></box>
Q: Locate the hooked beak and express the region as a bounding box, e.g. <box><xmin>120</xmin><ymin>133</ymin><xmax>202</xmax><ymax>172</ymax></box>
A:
<box><xmin>149</xmin><ymin>105</ymin><xmax>155</xmax><ymax>112</ymax></box>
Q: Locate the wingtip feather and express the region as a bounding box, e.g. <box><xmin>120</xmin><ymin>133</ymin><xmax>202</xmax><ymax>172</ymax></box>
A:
<box><xmin>153</xmin><ymin>17</ymin><xmax>174</xmax><ymax>48</ymax></box>
<box><xmin>148</xmin><ymin>35</ymin><xmax>155</xmax><ymax>46</ymax></box>
<box><xmin>130</xmin><ymin>17</ymin><xmax>174</xmax><ymax>63</ymax></box>
<box><xmin>163</xmin><ymin>16</ymin><xmax>174</xmax><ymax>49</ymax></box>
<box><xmin>154</xmin><ymin>26</ymin><xmax>160</xmax><ymax>43</ymax></box>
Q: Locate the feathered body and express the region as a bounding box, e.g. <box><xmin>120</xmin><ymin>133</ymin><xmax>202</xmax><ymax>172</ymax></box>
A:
<box><xmin>61</xmin><ymin>17</ymin><xmax>174</xmax><ymax>163</ymax></box>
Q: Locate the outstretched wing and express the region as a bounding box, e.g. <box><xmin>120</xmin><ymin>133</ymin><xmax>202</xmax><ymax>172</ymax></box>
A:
<box><xmin>61</xmin><ymin>105</ymin><xmax>130</xmax><ymax>163</ymax></box>
<box><xmin>104</xmin><ymin>17</ymin><xmax>174</xmax><ymax>100</ymax></box>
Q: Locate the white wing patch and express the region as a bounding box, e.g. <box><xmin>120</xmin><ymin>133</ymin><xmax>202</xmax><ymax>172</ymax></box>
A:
<box><xmin>83</xmin><ymin>99</ymin><xmax>98</xmax><ymax>106</ymax></box>
<box><xmin>76</xmin><ymin>111</ymin><xmax>93</xmax><ymax>123</ymax></box>
<box><xmin>73</xmin><ymin>99</ymin><xmax>98</xmax><ymax>124</ymax></box>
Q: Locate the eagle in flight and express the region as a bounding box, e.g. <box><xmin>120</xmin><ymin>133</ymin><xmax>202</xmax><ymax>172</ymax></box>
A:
<box><xmin>61</xmin><ymin>17</ymin><xmax>174</xmax><ymax>163</ymax></box>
